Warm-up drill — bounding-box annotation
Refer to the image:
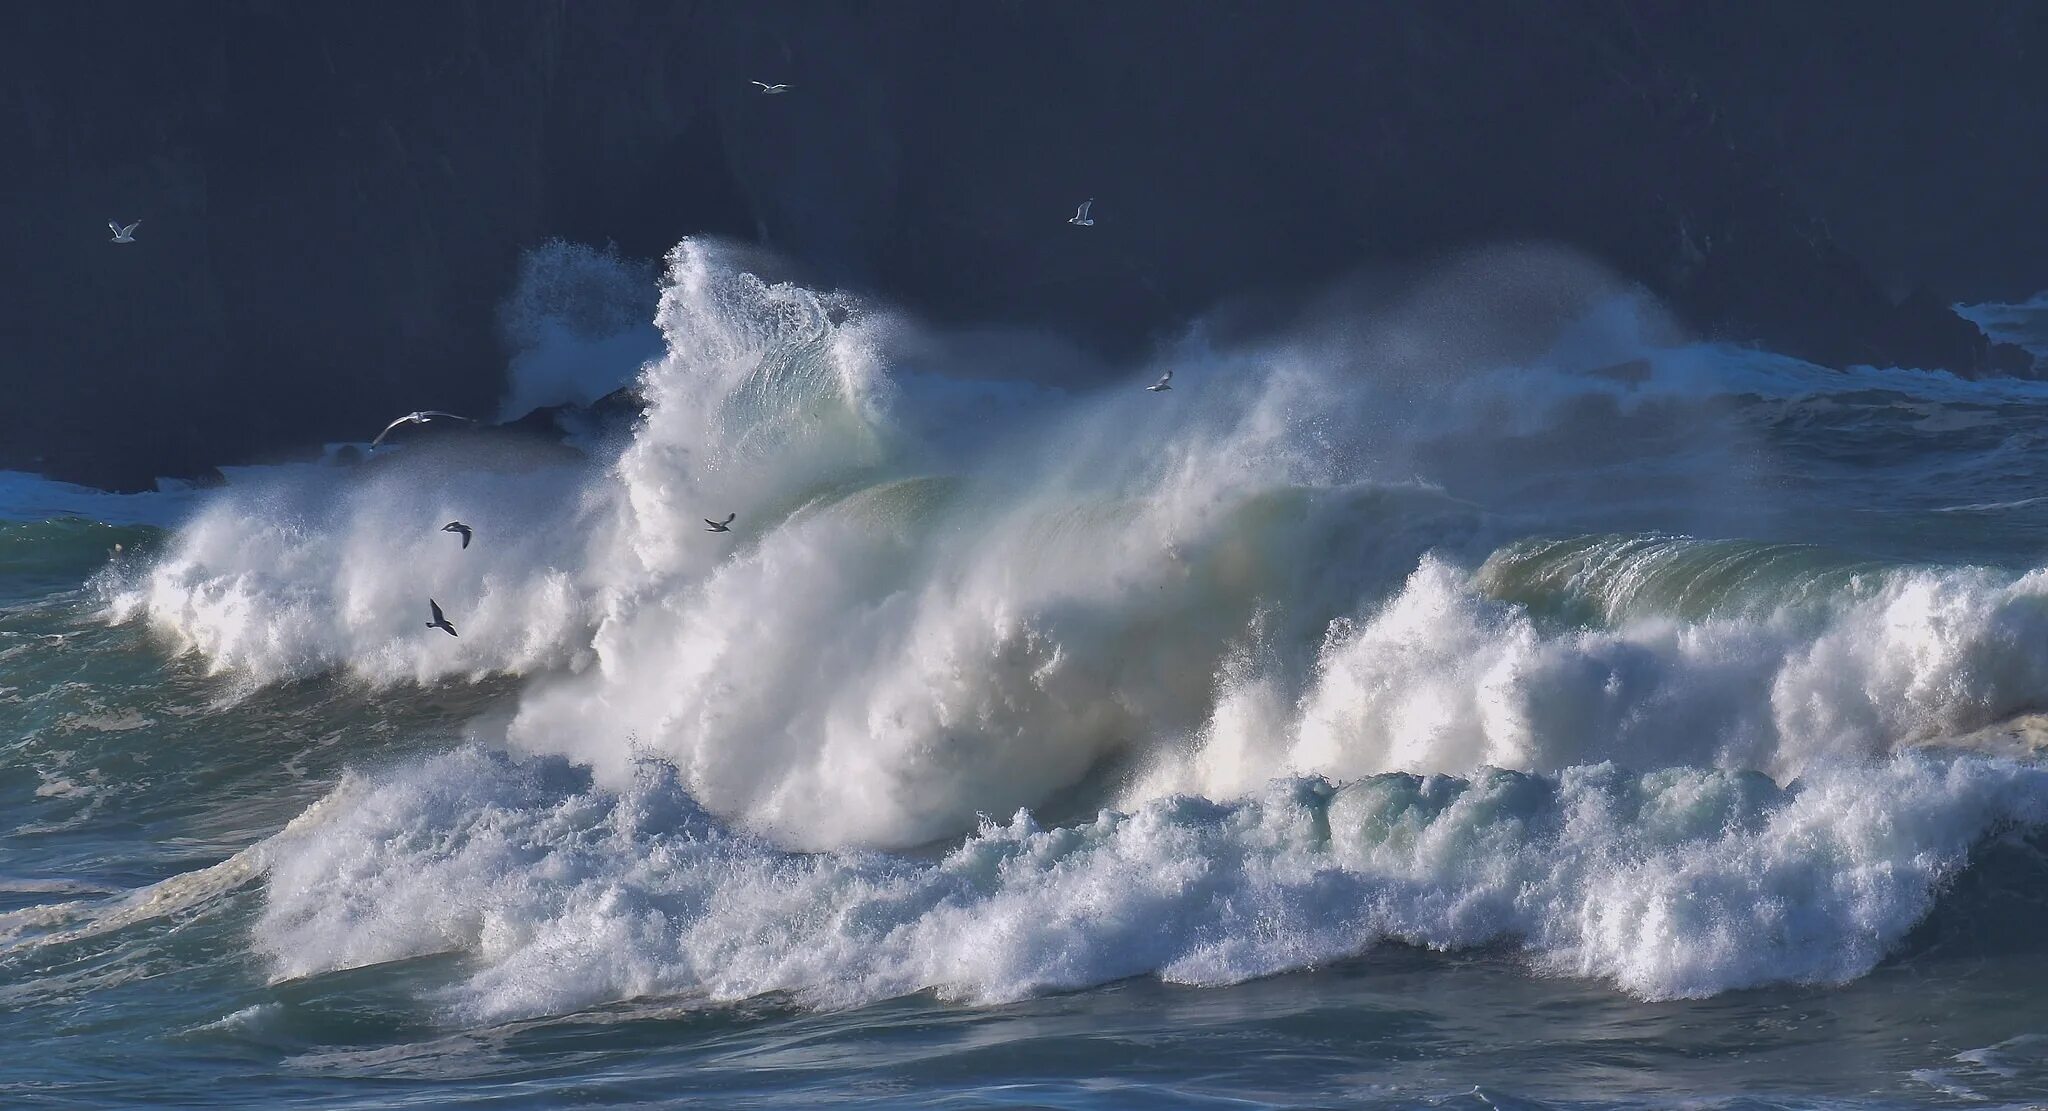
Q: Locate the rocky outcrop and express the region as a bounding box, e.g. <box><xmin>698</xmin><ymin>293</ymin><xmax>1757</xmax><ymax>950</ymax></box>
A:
<box><xmin>3</xmin><ymin>1</ymin><xmax>2043</xmax><ymax>489</ymax></box>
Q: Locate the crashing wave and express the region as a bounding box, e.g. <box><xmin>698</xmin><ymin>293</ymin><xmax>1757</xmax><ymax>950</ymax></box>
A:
<box><xmin>87</xmin><ymin>240</ymin><xmax>2048</xmax><ymax>1012</ymax></box>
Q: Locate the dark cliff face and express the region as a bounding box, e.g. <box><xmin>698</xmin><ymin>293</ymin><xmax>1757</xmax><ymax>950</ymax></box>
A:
<box><xmin>2</xmin><ymin>1</ymin><xmax>2041</xmax><ymax>490</ymax></box>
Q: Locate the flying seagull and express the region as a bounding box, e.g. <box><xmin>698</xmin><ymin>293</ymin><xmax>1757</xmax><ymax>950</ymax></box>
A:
<box><xmin>704</xmin><ymin>513</ymin><xmax>736</xmax><ymax>533</ymax></box>
<box><xmin>108</xmin><ymin>220</ymin><xmax>141</xmax><ymax>243</ymax></box>
<box><xmin>1069</xmin><ymin>199</ymin><xmax>1095</xmax><ymax>227</ymax></box>
<box><xmin>441</xmin><ymin>521</ymin><xmax>473</xmax><ymax>549</ymax></box>
<box><xmin>1146</xmin><ymin>370</ymin><xmax>1173</xmax><ymax>392</ymax></box>
<box><xmin>752</xmin><ymin>82</ymin><xmax>791</xmax><ymax>94</ymax></box>
<box><xmin>370</xmin><ymin>410</ymin><xmax>475</xmax><ymax>447</ymax></box>
<box><xmin>426</xmin><ymin>599</ymin><xmax>459</xmax><ymax>637</ymax></box>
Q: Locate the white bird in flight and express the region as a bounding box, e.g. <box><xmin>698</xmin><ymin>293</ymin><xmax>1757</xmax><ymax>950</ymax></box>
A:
<box><xmin>704</xmin><ymin>513</ymin><xmax>736</xmax><ymax>533</ymax></box>
<box><xmin>426</xmin><ymin>598</ymin><xmax>459</xmax><ymax>637</ymax></box>
<box><xmin>1069</xmin><ymin>199</ymin><xmax>1095</xmax><ymax>227</ymax></box>
<box><xmin>108</xmin><ymin>220</ymin><xmax>141</xmax><ymax>243</ymax></box>
<box><xmin>752</xmin><ymin>82</ymin><xmax>791</xmax><ymax>94</ymax></box>
<box><xmin>370</xmin><ymin>410</ymin><xmax>475</xmax><ymax>447</ymax></box>
<box><xmin>1146</xmin><ymin>370</ymin><xmax>1173</xmax><ymax>392</ymax></box>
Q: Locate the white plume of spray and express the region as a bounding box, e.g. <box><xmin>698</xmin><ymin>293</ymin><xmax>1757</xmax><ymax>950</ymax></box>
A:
<box><xmin>505</xmin><ymin>243</ymin><xmax>1448</xmax><ymax>848</ymax></box>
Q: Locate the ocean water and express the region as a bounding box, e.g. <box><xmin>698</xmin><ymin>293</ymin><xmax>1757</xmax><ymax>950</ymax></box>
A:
<box><xmin>6</xmin><ymin>241</ymin><xmax>2048</xmax><ymax>1108</ymax></box>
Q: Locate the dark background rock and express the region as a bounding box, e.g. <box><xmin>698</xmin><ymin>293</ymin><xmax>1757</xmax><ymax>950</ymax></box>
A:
<box><xmin>3</xmin><ymin>0</ymin><xmax>2044</xmax><ymax>490</ymax></box>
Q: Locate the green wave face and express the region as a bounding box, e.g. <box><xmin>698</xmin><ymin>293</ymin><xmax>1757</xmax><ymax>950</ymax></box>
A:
<box><xmin>1476</xmin><ymin>533</ymin><xmax>1900</xmax><ymax>626</ymax></box>
<box><xmin>0</xmin><ymin>520</ymin><xmax>160</xmax><ymax>608</ymax></box>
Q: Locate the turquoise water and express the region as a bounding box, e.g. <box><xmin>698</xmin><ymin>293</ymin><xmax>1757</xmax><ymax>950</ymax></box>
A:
<box><xmin>7</xmin><ymin>259</ymin><xmax>2048</xmax><ymax>1107</ymax></box>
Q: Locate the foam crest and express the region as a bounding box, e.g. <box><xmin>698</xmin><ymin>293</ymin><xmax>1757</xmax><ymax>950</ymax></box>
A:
<box><xmin>252</xmin><ymin>746</ymin><xmax>2048</xmax><ymax>1021</ymax></box>
<box><xmin>1138</xmin><ymin>554</ymin><xmax>2048</xmax><ymax>802</ymax></box>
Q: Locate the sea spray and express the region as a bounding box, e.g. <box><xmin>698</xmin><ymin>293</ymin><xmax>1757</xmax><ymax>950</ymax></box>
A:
<box><xmin>495</xmin><ymin>239</ymin><xmax>663</xmax><ymax>422</ymax></box>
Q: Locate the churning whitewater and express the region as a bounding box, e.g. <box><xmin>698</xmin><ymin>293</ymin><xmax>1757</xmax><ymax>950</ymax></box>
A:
<box><xmin>85</xmin><ymin>240</ymin><xmax>2048</xmax><ymax>1023</ymax></box>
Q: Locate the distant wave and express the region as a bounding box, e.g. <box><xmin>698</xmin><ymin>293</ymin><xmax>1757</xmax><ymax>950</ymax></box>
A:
<box><xmin>1932</xmin><ymin>495</ymin><xmax>2048</xmax><ymax>514</ymax></box>
<box><xmin>1957</xmin><ymin>291</ymin><xmax>2048</xmax><ymax>361</ymax></box>
<box><xmin>0</xmin><ymin>471</ymin><xmax>198</xmax><ymax>527</ymax></box>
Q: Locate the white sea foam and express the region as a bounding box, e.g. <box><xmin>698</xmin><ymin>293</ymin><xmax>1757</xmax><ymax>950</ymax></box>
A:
<box><xmin>250</xmin><ymin>745</ymin><xmax>2048</xmax><ymax>1020</ymax></box>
